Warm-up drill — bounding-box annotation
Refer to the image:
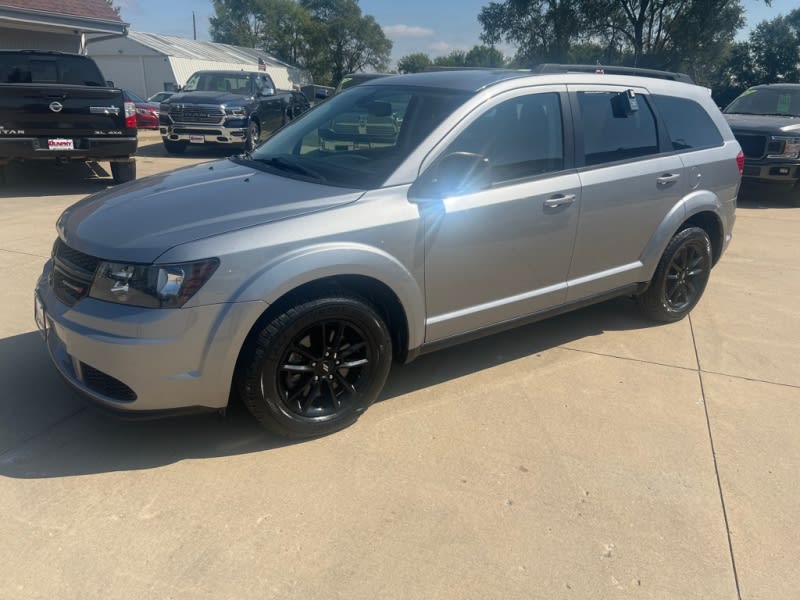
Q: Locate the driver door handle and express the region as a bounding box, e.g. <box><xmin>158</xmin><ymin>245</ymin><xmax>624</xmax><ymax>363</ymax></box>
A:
<box><xmin>544</xmin><ymin>194</ymin><xmax>576</xmax><ymax>208</ymax></box>
<box><xmin>656</xmin><ymin>173</ymin><xmax>681</xmax><ymax>185</ymax></box>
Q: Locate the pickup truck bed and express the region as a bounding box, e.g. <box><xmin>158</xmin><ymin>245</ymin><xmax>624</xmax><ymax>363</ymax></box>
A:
<box><xmin>0</xmin><ymin>50</ymin><xmax>138</xmax><ymax>184</ymax></box>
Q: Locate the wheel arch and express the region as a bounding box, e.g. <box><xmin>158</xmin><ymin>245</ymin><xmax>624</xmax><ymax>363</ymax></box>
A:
<box><xmin>640</xmin><ymin>190</ymin><xmax>728</xmax><ymax>278</ymax></box>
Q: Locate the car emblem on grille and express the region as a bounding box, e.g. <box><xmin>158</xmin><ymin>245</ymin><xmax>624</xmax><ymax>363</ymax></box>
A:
<box><xmin>49</xmin><ymin>101</ymin><xmax>64</xmax><ymax>113</ymax></box>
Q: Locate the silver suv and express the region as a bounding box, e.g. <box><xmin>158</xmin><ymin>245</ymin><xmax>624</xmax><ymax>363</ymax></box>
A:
<box><xmin>35</xmin><ymin>70</ymin><xmax>742</xmax><ymax>438</ymax></box>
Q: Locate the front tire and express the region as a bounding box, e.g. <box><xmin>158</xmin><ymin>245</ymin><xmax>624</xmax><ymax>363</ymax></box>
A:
<box><xmin>238</xmin><ymin>295</ymin><xmax>392</xmax><ymax>438</ymax></box>
<box><xmin>246</xmin><ymin>121</ymin><xmax>260</xmax><ymax>152</ymax></box>
<box><xmin>637</xmin><ymin>227</ymin><xmax>712</xmax><ymax>322</ymax></box>
<box><xmin>110</xmin><ymin>160</ymin><xmax>136</xmax><ymax>184</ymax></box>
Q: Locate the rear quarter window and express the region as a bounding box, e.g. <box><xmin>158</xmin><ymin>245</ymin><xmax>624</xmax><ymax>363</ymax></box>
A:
<box><xmin>653</xmin><ymin>95</ymin><xmax>723</xmax><ymax>151</ymax></box>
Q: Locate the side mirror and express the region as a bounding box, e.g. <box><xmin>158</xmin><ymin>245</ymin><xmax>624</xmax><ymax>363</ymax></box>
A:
<box><xmin>106</xmin><ymin>80</ymin><xmax>114</xmax><ymax>87</ymax></box>
<box><xmin>410</xmin><ymin>152</ymin><xmax>491</xmax><ymax>202</ymax></box>
<box><xmin>261</xmin><ymin>86</ymin><xmax>275</xmax><ymax>97</ymax></box>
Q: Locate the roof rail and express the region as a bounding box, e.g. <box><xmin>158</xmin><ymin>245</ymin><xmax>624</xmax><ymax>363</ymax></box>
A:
<box><xmin>531</xmin><ymin>64</ymin><xmax>694</xmax><ymax>84</ymax></box>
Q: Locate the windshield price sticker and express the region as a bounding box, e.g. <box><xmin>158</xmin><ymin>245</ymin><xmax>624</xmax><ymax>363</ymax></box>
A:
<box><xmin>48</xmin><ymin>138</ymin><xmax>74</xmax><ymax>150</ymax></box>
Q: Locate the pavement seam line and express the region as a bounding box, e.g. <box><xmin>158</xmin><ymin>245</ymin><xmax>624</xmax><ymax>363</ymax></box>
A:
<box><xmin>559</xmin><ymin>346</ymin><xmax>800</xmax><ymax>389</ymax></box>
<box><xmin>689</xmin><ymin>313</ymin><xmax>743</xmax><ymax>600</ymax></box>
<box><xmin>0</xmin><ymin>406</ymin><xmax>86</xmax><ymax>460</ymax></box>
<box><xmin>0</xmin><ymin>248</ymin><xmax>49</xmax><ymax>259</ymax></box>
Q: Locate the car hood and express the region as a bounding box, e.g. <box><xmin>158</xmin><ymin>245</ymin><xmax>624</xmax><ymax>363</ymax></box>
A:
<box><xmin>165</xmin><ymin>91</ymin><xmax>250</xmax><ymax>105</ymax></box>
<box><xmin>724</xmin><ymin>113</ymin><xmax>800</xmax><ymax>135</ymax></box>
<box><xmin>57</xmin><ymin>159</ymin><xmax>364</xmax><ymax>263</ymax></box>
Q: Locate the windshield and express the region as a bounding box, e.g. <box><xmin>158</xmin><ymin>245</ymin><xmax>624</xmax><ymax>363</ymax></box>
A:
<box><xmin>243</xmin><ymin>84</ymin><xmax>470</xmax><ymax>188</ymax></box>
<box><xmin>184</xmin><ymin>72</ymin><xmax>252</xmax><ymax>95</ymax></box>
<box><xmin>724</xmin><ymin>87</ymin><xmax>800</xmax><ymax>116</ymax></box>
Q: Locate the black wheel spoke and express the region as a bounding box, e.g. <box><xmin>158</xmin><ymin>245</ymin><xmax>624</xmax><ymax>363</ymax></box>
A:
<box><xmin>339</xmin><ymin>341</ymin><xmax>366</xmax><ymax>359</ymax></box>
<box><xmin>335</xmin><ymin>371</ymin><xmax>357</xmax><ymax>395</ymax></box>
<box><xmin>300</xmin><ymin>382</ymin><xmax>321</xmax><ymax>414</ymax></box>
<box><xmin>281</xmin><ymin>364</ymin><xmax>313</xmax><ymax>373</ymax></box>
<box><xmin>291</xmin><ymin>344</ymin><xmax>318</xmax><ymax>362</ymax></box>
<box><xmin>340</xmin><ymin>358</ymin><xmax>368</xmax><ymax>369</ymax></box>
<box><xmin>325</xmin><ymin>380</ymin><xmax>341</xmax><ymax>408</ymax></box>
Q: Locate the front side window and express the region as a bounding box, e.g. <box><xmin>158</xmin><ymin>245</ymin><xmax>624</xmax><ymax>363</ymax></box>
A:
<box><xmin>653</xmin><ymin>95</ymin><xmax>723</xmax><ymax>150</ymax></box>
<box><xmin>0</xmin><ymin>55</ymin><xmax>105</xmax><ymax>86</ymax></box>
<box><xmin>243</xmin><ymin>84</ymin><xmax>470</xmax><ymax>188</ymax></box>
<box><xmin>578</xmin><ymin>91</ymin><xmax>659</xmax><ymax>166</ymax></box>
<box><xmin>442</xmin><ymin>92</ymin><xmax>565</xmax><ymax>184</ymax></box>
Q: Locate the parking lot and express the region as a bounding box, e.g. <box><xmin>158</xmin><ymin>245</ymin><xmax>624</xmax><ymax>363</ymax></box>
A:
<box><xmin>1</xmin><ymin>130</ymin><xmax>798</xmax><ymax>599</ymax></box>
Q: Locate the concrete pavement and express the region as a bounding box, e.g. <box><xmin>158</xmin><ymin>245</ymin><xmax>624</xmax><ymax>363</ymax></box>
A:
<box><xmin>1</xmin><ymin>132</ymin><xmax>798</xmax><ymax>599</ymax></box>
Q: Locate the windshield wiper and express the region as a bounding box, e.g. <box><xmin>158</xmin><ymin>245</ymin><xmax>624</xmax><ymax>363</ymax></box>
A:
<box><xmin>255</xmin><ymin>156</ymin><xmax>327</xmax><ymax>182</ymax></box>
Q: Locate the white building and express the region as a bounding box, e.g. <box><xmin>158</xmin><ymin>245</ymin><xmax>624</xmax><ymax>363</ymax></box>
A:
<box><xmin>88</xmin><ymin>31</ymin><xmax>311</xmax><ymax>98</ymax></box>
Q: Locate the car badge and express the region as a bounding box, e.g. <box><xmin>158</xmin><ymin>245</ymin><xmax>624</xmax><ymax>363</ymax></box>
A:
<box><xmin>49</xmin><ymin>101</ymin><xmax>64</xmax><ymax>113</ymax></box>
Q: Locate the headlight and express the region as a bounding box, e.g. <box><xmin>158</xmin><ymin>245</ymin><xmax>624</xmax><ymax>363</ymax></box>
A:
<box><xmin>767</xmin><ymin>136</ymin><xmax>800</xmax><ymax>159</ymax></box>
<box><xmin>90</xmin><ymin>259</ymin><xmax>219</xmax><ymax>308</ymax></box>
<box><xmin>224</xmin><ymin>105</ymin><xmax>247</xmax><ymax>116</ymax></box>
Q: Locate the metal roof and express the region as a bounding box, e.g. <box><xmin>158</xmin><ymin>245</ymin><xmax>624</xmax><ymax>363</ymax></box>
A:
<box><xmin>0</xmin><ymin>0</ymin><xmax>127</xmax><ymax>35</ymax></box>
<box><xmin>126</xmin><ymin>31</ymin><xmax>298</xmax><ymax>72</ymax></box>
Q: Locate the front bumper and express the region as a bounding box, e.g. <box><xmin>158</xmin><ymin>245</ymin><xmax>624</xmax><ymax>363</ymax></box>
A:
<box><xmin>160</xmin><ymin>122</ymin><xmax>247</xmax><ymax>146</ymax></box>
<box><xmin>35</xmin><ymin>260</ymin><xmax>266</xmax><ymax>415</ymax></box>
<box><xmin>741</xmin><ymin>158</ymin><xmax>800</xmax><ymax>186</ymax></box>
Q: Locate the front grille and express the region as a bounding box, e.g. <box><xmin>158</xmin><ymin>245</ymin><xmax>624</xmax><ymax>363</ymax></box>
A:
<box><xmin>80</xmin><ymin>362</ymin><xmax>137</xmax><ymax>402</ymax></box>
<box><xmin>168</xmin><ymin>104</ymin><xmax>225</xmax><ymax>125</ymax></box>
<box><xmin>51</xmin><ymin>238</ymin><xmax>100</xmax><ymax>306</ymax></box>
<box><xmin>53</xmin><ymin>238</ymin><xmax>100</xmax><ymax>273</ymax></box>
<box><xmin>735</xmin><ymin>134</ymin><xmax>766</xmax><ymax>159</ymax></box>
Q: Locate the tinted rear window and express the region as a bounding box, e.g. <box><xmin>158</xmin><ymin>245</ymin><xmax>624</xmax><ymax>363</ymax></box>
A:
<box><xmin>0</xmin><ymin>54</ymin><xmax>106</xmax><ymax>86</ymax></box>
<box><xmin>577</xmin><ymin>91</ymin><xmax>659</xmax><ymax>166</ymax></box>
<box><xmin>654</xmin><ymin>95</ymin><xmax>723</xmax><ymax>150</ymax></box>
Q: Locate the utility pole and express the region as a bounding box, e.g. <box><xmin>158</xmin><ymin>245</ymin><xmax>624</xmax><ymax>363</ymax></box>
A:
<box><xmin>193</xmin><ymin>11</ymin><xmax>197</xmax><ymax>40</ymax></box>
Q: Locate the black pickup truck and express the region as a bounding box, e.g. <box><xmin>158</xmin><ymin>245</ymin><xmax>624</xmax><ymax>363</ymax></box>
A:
<box><xmin>0</xmin><ymin>50</ymin><xmax>138</xmax><ymax>184</ymax></box>
<box><xmin>159</xmin><ymin>70</ymin><xmax>311</xmax><ymax>154</ymax></box>
<box><xmin>723</xmin><ymin>84</ymin><xmax>800</xmax><ymax>201</ymax></box>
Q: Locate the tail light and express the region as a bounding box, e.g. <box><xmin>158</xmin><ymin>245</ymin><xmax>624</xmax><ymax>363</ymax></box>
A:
<box><xmin>735</xmin><ymin>150</ymin><xmax>744</xmax><ymax>176</ymax></box>
<box><xmin>123</xmin><ymin>101</ymin><xmax>137</xmax><ymax>129</ymax></box>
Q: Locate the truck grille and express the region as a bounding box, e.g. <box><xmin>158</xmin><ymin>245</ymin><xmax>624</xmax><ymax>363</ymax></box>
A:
<box><xmin>51</xmin><ymin>239</ymin><xmax>100</xmax><ymax>306</ymax></box>
<box><xmin>168</xmin><ymin>104</ymin><xmax>225</xmax><ymax>125</ymax></box>
<box><xmin>734</xmin><ymin>134</ymin><xmax>766</xmax><ymax>159</ymax></box>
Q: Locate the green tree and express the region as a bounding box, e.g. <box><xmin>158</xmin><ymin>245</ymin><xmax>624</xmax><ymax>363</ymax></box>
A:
<box><xmin>209</xmin><ymin>0</ymin><xmax>265</xmax><ymax>48</ymax></box>
<box><xmin>465</xmin><ymin>45</ymin><xmax>505</xmax><ymax>67</ymax></box>
<box><xmin>259</xmin><ymin>0</ymin><xmax>312</xmax><ymax>64</ymax></box>
<box><xmin>300</xmin><ymin>0</ymin><xmax>392</xmax><ymax>85</ymax></box>
<box><xmin>397</xmin><ymin>52</ymin><xmax>432</xmax><ymax>74</ymax></box>
<box><xmin>433</xmin><ymin>50</ymin><xmax>467</xmax><ymax>67</ymax></box>
<box><xmin>748</xmin><ymin>11</ymin><xmax>800</xmax><ymax>83</ymax></box>
<box><xmin>479</xmin><ymin>0</ymin><xmax>585</xmax><ymax>64</ymax></box>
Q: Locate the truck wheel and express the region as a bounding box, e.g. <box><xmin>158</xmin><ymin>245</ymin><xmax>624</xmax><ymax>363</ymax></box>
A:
<box><xmin>246</xmin><ymin>121</ymin><xmax>260</xmax><ymax>152</ymax></box>
<box><xmin>110</xmin><ymin>161</ymin><xmax>136</xmax><ymax>184</ymax></box>
<box><xmin>163</xmin><ymin>140</ymin><xmax>187</xmax><ymax>154</ymax></box>
<box><xmin>637</xmin><ymin>227</ymin><xmax>712</xmax><ymax>323</ymax></box>
<box><xmin>237</xmin><ymin>295</ymin><xmax>392</xmax><ymax>438</ymax></box>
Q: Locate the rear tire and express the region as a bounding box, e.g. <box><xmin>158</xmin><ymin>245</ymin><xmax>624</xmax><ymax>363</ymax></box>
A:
<box><xmin>238</xmin><ymin>295</ymin><xmax>392</xmax><ymax>438</ymax></box>
<box><xmin>163</xmin><ymin>140</ymin><xmax>187</xmax><ymax>154</ymax></box>
<box><xmin>110</xmin><ymin>160</ymin><xmax>136</xmax><ymax>184</ymax></box>
<box><xmin>637</xmin><ymin>227</ymin><xmax>712</xmax><ymax>323</ymax></box>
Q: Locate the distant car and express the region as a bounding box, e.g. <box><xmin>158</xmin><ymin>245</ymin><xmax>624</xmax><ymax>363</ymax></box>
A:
<box><xmin>147</xmin><ymin>91</ymin><xmax>174</xmax><ymax>103</ymax></box>
<box><xmin>123</xmin><ymin>89</ymin><xmax>159</xmax><ymax>129</ymax></box>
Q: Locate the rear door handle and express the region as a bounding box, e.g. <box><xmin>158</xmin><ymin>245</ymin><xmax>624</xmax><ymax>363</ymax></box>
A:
<box><xmin>656</xmin><ymin>173</ymin><xmax>681</xmax><ymax>185</ymax></box>
<box><xmin>543</xmin><ymin>194</ymin><xmax>576</xmax><ymax>208</ymax></box>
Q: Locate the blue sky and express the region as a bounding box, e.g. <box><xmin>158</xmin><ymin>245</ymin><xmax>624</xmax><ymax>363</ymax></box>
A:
<box><xmin>115</xmin><ymin>0</ymin><xmax>794</xmax><ymax>66</ymax></box>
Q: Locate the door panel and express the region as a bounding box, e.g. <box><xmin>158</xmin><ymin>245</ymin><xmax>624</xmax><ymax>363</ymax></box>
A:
<box><xmin>565</xmin><ymin>86</ymin><xmax>687</xmax><ymax>301</ymax></box>
<box><xmin>420</xmin><ymin>88</ymin><xmax>579</xmax><ymax>342</ymax></box>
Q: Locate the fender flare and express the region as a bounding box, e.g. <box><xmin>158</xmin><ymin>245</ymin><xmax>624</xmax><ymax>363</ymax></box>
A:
<box><xmin>232</xmin><ymin>242</ymin><xmax>426</xmax><ymax>352</ymax></box>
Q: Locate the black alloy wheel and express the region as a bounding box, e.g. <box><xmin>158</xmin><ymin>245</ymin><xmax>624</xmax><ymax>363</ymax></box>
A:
<box><xmin>238</xmin><ymin>295</ymin><xmax>392</xmax><ymax>438</ymax></box>
<box><xmin>638</xmin><ymin>226</ymin><xmax>712</xmax><ymax>323</ymax></box>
